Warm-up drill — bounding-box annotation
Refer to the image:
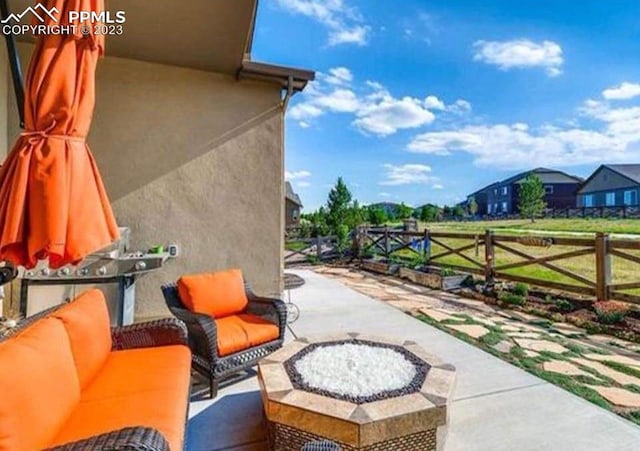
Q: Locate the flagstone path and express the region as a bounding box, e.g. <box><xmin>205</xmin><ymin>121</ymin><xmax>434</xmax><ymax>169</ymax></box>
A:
<box><xmin>313</xmin><ymin>265</ymin><xmax>640</xmax><ymax>423</ymax></box>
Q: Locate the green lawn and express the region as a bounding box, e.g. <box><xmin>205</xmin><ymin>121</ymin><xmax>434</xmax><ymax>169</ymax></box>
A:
<box><xmin>420</xmin><ymin>218</ymin><xmax>640</xmax><ymax>236</ymax></box>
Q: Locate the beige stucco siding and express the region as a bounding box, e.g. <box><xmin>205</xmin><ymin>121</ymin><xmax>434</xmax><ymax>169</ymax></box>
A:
<box><xmin>1</xmin><ymin>44</ymin><xmax>7</xmax><ymax>159</ymax></box>
<box><xmin>9</xmin><ymin>43</ymin><xmax>285</xmax><ymax>319</ymax></box>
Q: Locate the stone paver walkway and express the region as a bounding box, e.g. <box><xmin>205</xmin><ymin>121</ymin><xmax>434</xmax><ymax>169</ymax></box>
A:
<box><xmin>314</xmin><ymin>265</ymin><xmax>640</xmax><ymax>424</ymax></box>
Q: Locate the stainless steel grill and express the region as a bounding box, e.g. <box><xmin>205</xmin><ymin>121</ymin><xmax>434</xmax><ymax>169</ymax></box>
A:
<box><xmin>19</xmin><ymin>227</ymin><xmax>169</xmax><ymax>325</ymax></box>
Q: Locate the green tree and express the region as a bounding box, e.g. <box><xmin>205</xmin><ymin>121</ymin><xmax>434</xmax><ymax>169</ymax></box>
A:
<box><xmin>442</xmin><ymin>205</ymin><xmax>452</xmax><ymax>217</ymax></box>
<box><xmin>395</xmin><ymin>202</ymin><xmax>414</xmax><ymax>219</ymax></box>
<box><xmin>518</xmin><ymin>174</ymin><xmax>547</xmax><ymax>222</ymax></box>
<box><xmin>452</xmin><ymin>205</ymin><xmax>465</xmax><ymax>218</ymax></box>
<box><xmin>326</xmin><ymin>177</ymin><xmax>352</xmax><ymax>233</ymax></box>
<box><xmin>468</xmin><ymin>197</ymin><xmax>478</xmax><ymax>216</ymax></box>
<box><xmin>420</xmin><ymin>205</ymin><xmax>439</xmax><ymax>222</ymax></box>
<box><xmin>367</xmin><ymin>207</ymin><xmax>388</xmax><ymax>225</ymax></box>
<box><xmin>345</xmin><ymin>200</ymin><xmax>367</xmax><ymax>230</ymax></box>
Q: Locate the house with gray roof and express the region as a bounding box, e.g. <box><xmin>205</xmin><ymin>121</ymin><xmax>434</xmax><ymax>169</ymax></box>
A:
<box><xmin>484</xmin><ymin>168</ymin><xmax>583</xmax><ymax>216</ymax></box>
<box><xmin>577</xmin><ymin>164</ymin><xmax>640</xmax><ymax>208</ymax></box>
<box><xmin>285</xmin><ymin>182</ymin><xmax>303</xmax><ymax>228</ymax></box>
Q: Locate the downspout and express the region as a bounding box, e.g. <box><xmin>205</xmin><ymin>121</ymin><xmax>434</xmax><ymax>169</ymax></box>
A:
<box><xmin>280</xmin><ymin>75</ymin><xmax>294</xmax><ymax>111</ymax></box>
<box><xmin>0</xmin><ymin>0</ymin><xmax>25</xmax><ymax>128</ymax></box>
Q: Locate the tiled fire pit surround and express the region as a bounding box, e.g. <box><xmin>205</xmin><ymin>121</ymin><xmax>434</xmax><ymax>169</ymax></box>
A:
<box><xmin>258</xmin><ymin>333</ymin><xmax>456</xmax><ymax>451</ymax></box>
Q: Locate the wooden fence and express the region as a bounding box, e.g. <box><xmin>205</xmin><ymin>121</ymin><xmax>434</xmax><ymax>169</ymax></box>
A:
<box><xmin>284</xmin><ymin>235</ymin><xmax>340</xmax><ymax>266</ymax></box>
<box><xmin>360</xmin><ymin>228</ymin><xmax>640</xmax><ymax>305</ymax></box>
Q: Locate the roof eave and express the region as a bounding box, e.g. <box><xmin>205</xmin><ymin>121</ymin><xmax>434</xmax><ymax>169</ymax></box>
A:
<box><xmin>238</xmin><ymin>61</ymin><xmax>315</xmax><ymax>92</ymax></box>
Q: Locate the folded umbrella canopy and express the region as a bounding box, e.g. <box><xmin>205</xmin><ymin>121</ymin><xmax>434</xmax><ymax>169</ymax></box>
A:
<box><xmin>0</xmin><ymin>0</ymin><xmax>118</xmax><ymax>268</ymax></box>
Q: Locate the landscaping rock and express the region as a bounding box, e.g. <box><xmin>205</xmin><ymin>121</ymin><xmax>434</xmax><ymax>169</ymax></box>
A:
<box><xmin>583</xmin><ymin>353</ymin><xmax>640</xmax><ymax>368</ymax></box>
<box><xmin>572</xmin><ymin>359</ymin><xmax>640</xmax><ymax>386</ymax></box>
<box><xmin>523</xmin><ymin>350</ymin><xmax>541</xmax><ymax>358</ymax></box>
<box><xmin>448</xmin><ymin>324</ymin><xmax>491</xmax><ymax>339</ymax></box>
<box><xmin>507</xmin><ymin>332</ymin><xmax>542</xmax><ymax>339</ymax></box>
<box><xmin>512</xmin><ymin>338</ymin><xmax>569</xmax><ymax>354</ymax></box>
<box><xmin>542</xmin><ymin>361</ymin><xmax>592</xmax><ymax>377</ymax></box>
<box><xmin>587</xmin><ymin>386</ymin><xmax>640</xmax><ymax>408</ymax></box>
<box><xmin>551</xmin><ymin>323</ymin><xmax>586</xmax><ymax>336</ymax></box>
<box><xmin>493</xmin><ymin>340</ymin><xmax>514</xmax><ymax>353</ymax></box>
<box><xmin>419</xmin><ymin>308</ymin><xmax>455</xmax><ymax>322</ymax></box>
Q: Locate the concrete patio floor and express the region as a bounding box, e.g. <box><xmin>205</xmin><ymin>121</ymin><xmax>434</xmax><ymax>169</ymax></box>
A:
<box><xmin>187</xmin><ymin>269</ymin><xmax>640</xmax><ymax>451</ymax></box>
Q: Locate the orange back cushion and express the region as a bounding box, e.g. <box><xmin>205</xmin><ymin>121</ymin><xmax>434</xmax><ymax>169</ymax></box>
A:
<box><xmin>0</xmin><ymin>318</ymin><xmax>81</xmax><ymax>450</ymax></box>
<box><xmin>177</xmin><ymin>269</ymin><xmax>248</xmax><ymax>318</ymax></box>
<box><xmin>52</xmin><ymin>289</ymin><xmax>113</xmax><ymax>388</ymax></box>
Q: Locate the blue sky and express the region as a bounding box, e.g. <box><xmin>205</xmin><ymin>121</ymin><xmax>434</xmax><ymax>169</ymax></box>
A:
<box><xmin>252</xmin><ymin>0</ymin><xmax>640</xmax><ymax>210</ymax></box>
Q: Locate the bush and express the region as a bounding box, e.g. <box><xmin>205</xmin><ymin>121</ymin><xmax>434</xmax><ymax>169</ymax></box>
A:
<box><xmin>512</xmin><ymin>282</ymin><xmax>529</xmax><ymax>297</ymax></box>
<box><xmin>441</xmin><ymin>268</ymin><xmax>456</xmax><ymax>277</ymax></box>
<box><xmin>555</xmin><ymin>299</ymin><xmax>574</xmax><ymax>313</ymax></box>
<box><xmin>593</xmin><ymin>301</ymin><xmax>630</xmax><ymax>325</ymax></box>
<box><xmin>499</xmin><ymin>292</ymin><xmax>526</xmax><ymax>306</ymax></box>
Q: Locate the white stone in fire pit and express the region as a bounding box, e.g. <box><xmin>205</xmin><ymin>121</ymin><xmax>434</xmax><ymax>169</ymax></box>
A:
<box><xmin>294</xmin><ymin>343</ymin><xmax>417</xmax><ymax>398</ymax></box>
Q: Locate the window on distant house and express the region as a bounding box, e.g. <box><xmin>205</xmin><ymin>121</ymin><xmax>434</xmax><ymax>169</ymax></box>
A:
<box><xmin>544</xmin><ymin>185</ymin><xmax>554</xmax><ymax>194</ymax></box>
<box><xmin>494</xmin><ymin>203</ymin><xmax>499</xmax><ymax>213</ymax></box>
<box><xmin>605</xmin><ymin>192</ymin><xmax>615</xmax><ymax>206</ymax></box>
<box><xmin>502</xmin><ymin>201</ymin><xmax>508</xmax><ymax>212</ymax></box>
<box><xmin>293</xmin><ymin>209</ymin><xmax>299</xmax><ymax>220</ymax></box>
<box><xmin>501</xmin><ymin>186</ymin><xmax>508</xmax><ymax>195</ymax></box>
<box><xmin>488</xmin><ymin>204</ymin><xmax>492</xmax><ymax>214</ymax></box>
<box><xmin>624</xmin><ymin>190</ymin><xmax>637</xmax><ymax>206</ymax></box>
<box><xmin>584</xmin><ymin>194</ymin><xmax>594</xmax><ymax>207</ymax></box>
<box><xmin>493</xmin><ymin>188</ymin><xmax>497</xmax><ymax>195</ymax></box>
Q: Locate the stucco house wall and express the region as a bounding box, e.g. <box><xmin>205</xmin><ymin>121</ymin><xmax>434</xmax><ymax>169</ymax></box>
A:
<box><xmin>8</xmin><ymin>43</ymin><xmax>285</xmax><ymax>319</ymax></box>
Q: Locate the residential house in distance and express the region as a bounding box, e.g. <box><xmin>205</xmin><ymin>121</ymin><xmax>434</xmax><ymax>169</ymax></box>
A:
<box><xmin>285</xmin><ymin>182</ymin><xmax>303</xmax><ymax>228</ymax></box>
<box><xmin>577</xmin><ymin>164</ymin><xmax>640</xmax><ymax>208</ymax></box>
<box><xmin>484</xmin><ymin>168</ymin><xmax>583</xmax><ymax>216</ymax></box>
<box><xmin>465</xmin><ymin>183</ymin><xmax>497</xmax><ymax>216</ymax></box>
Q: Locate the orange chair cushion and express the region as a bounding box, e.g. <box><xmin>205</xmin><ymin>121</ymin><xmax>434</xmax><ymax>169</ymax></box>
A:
<box><xmin>0</xmin><ymin>318</ymin><xmax>81</xmax><ymax>451</ymax></box>
<box><xmin>52</xmin><ymin>289</ymin><xmax>112</xmax><ymax>388</ymax></box>
<box><xmin>215</xmin><ymin>313</ymin><xmax>279</xmax><ymax>356</ymax></box>
<box><xmin>177</xmin><ymin>269</ymin><xmax>248</xmax><ymax>318</ymax></box>
<box><xmin>50</xmin><ymin>345</ymin><xmax>191</xmax><ymax>451</ymax></box>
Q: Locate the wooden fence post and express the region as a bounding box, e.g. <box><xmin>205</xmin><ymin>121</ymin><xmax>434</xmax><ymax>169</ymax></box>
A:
<box><xmin>595</xmin><ymin>232</ymin><xmax>611</xmax><ymax>301</ymax></box>
<box><xmin>423</xmin><ymin>228</ymin><xmax>430</xmax><ymax>262</ymax></box>
<box><xmin>484</xmin><ymin>230</ymin><xmax>495</xmax><ymax>288</ymax></box>
<box><xmin>384</xmin><ymin>228</ymin><xmax>390</xmax><ymax>258</ymax></box>
<box><xmin>316</xmin><ymin>236</ymin><xmax>322</xmax><ymax>261</ymax></box>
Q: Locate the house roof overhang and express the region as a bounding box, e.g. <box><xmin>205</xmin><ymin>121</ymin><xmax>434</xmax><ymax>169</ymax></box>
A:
<box><xmin>9</xmin><ymin>0</ymin><xmax>315</xmax><ymax>82</ymax></box>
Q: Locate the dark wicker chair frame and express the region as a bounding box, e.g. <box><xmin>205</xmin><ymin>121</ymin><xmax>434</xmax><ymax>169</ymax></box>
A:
<box><xmin>161</xmin><ymin>282</ymin><xmax>287</xmax><ymax>398</ymax></box>
<box><xmin>1</xmin><ymin>304</ymin><xmax>189</xmax><ymax>451</ymax></box>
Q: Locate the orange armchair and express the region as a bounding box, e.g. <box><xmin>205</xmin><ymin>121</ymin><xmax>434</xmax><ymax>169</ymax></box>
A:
<box><xmin>162</xmin><ymin>269</ymin><xmax>287</xmax><ymax>397</ymax></box>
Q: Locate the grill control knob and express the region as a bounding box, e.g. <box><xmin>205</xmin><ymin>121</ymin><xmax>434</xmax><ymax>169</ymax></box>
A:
<box><xmin>59</xmin><ymin>268</ymin><xmax>70</xmax><ymax>276</ymax></box>
<box><xmin>135</xmin><ymin>261</ymin><xmax>147</xmax><ymax>271</ymax></box>
<box><xmin>26</xmin><ymin>271</ymin><xmax>34</xmax><ymax>277</ymax></box>
<box><xmin>96</xmin><ymin>266</ymin><xmax>107</xmax><ymax>276</ymax></box>
<box><xmin>40</xmin><ymin>268</ymin><xmax>50</xmax><ymax>276</ymax></box>
<box><xmin>77</xmin><ymin>267</ymin><xmax>89</xmax><ymax>276</ymax></box>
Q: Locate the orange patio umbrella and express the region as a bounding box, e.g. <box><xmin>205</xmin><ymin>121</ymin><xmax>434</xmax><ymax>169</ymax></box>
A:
<box><xmin>0</xmin><ymin>0</ymin><xmax>118</xmax><ymax>269</ymax></box>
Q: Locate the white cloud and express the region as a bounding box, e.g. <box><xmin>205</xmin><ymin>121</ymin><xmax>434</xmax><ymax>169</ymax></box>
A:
<box><xmin>297</xmin><ymin>181</ymin><xmax>311</xmax><ymax>188</ymax></box>
<box><xmin>432</xmin><ymin>183</ymin><xmax>444</xmax><ymax>189</ymax></box>
<box><xmin>285</xmin><ymin>170</ymin><xmax>312</xmax><ymax>181</ymax></box>
<box><xmin>325</xmin><ymin>67</ymin><xmax>353</xmax><ymax>85</ymax></box>
<box><xmin>473</xmin><ymin>39</ymin><xmax>563</xmax><ymax>77</ymax></box>
<box><xmin>275</xmin><ymin>0</ymin><xmax>370</xmax><ymax>46</ymax></box>
<box><xmin>378</xmin><ymin>192</ymin><xmax>391</xmax><ymax>198</ymax></box>
<box><xmin>602</xmin><ymin>82</ymin><xmax>640</xmax><ymax>100</ymax></box>
<box><xmin>288</xmin><ymin>68</ymin><xmax>470</xmax><ymax>135</ymax></box>
<box><xmin>380</xmin><ymin>163</ymin><xmax>437</xmax><ymax>186</ymax></box>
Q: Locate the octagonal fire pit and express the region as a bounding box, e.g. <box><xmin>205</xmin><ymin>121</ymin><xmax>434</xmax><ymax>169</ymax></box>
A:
<box><xmin>258</xmin><ymin>333</ymin><xmax>456</xmax><ymax>451</ymax></box>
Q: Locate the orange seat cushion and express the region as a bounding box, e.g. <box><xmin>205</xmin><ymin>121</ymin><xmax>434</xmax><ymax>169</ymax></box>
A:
<box><xmin>215</xmin><ymin>313</ymin><xmax>279</xmax><ymax>356</ymax></box>
<box><xmin>50</xmin><ymin>345</ymin><xmax>191</xmax><ymax>451</ymax></box>
<box><xmin>0</xmin><ymin>318</ymin><xmax>81</xmax><ymax>451</ymax></box>
<box><xmin>52</xmin><ymin>289</ymin><xmax>112</xmax><ymax>388</ymax></box>
<box><xmin>177</xmin><ymin>269</ymin><xmax>248</xmax><ymax>318</ymax></box>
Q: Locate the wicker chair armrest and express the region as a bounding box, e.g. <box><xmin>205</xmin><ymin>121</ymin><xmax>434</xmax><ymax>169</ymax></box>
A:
<box><xmin>111</xmin><ymin>318</ymin><xmax>188</xmax><ymax>351</ymax></box>
<box><xmin>245</xmin><ymin>289</ymin><xmax>287</xmax><ymax>337</ymax></box>
<box><xmin>45</xmin><ymin>426</ymin><xmax>170</xmax><ymax>451</ymax></box>
<box><xmin>170</xmin><ymin>305</ymin><xmax>219</xmax><ymax>361</ymax></box>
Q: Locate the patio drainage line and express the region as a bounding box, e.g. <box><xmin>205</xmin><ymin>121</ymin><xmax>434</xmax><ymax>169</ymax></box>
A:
<box><xmin>452</xmin><ymin>381</ymin><xmax>547</xmax><ymax>403</ymax></box>
<box><xmin>287</xmin><ymin>323</ymin><xmax>298</xmax><ymax>339</ymax></box>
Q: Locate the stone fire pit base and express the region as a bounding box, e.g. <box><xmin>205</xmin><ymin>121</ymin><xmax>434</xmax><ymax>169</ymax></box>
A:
<box><xmin>258</xmin><ymin>333</ymin><xmax>456</xmax><ymax>451</ymax></box>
